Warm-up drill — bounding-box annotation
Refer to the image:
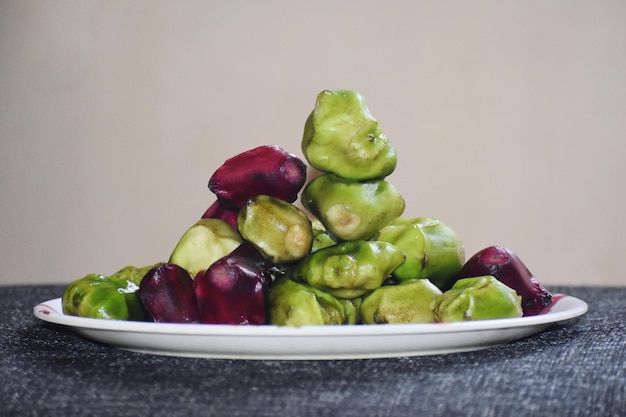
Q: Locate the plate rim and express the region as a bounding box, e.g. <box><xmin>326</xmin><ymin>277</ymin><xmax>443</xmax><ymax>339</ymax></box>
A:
<box><xmin>33</xmin><ymin>294</ymin><xmax>588</xmax><ymax>338</ymax></box>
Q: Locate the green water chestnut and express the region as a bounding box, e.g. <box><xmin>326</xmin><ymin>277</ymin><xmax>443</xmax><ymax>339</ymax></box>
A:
<box><xmin>302</xmin><ymin>89</ymin><xmax>397</xmax><ymax>181</ymax></box>
<box><xmin>291</xmin><ymin>240</ymin><xmax>405</xmax><ymax>299</ymax></box>
<box><xmin>238</xmin><ymin>195</ymin><xmax>313</xmax><ymax>264</ymax></box>
<box><xmin>168</xmin><ymin>218</ymin><xmax>243</xmax><ymax>278</ymax></box>
<box><xmin>268</xmin><ymin>278</ymin><xmax>356</xmax><ymax>326</ymax></box>
<box><xmin>376</xmin><ymin>217</ymin><xmax>464</xmax><ymax>290</ymax></box>
<box><xmin>431</xmin><ymin>276</ymin><xmax>523</xmax><ymax>322</ymax></box>
<box><xmin>360</xmin><ymin>279</ymin><xmax>442</xmax><ymax>324</ymax></box>
<box><xmin>62</xmin><ymin>273</ymin><xmax>149</xmax><ymax>321</ymax></box>
<box><xmin>302</xmin><ymin>173</ymin><xmax>405</xmax><ymax>241</ymax></box>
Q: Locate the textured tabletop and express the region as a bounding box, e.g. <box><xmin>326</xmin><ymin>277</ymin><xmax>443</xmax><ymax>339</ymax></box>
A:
<box><xmin>2</xmin><ymin>284</ymin><xmax>624</xmax><ymax>417</ymax></box>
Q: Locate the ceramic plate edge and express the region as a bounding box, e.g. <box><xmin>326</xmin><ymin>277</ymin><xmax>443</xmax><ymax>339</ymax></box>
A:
<box><xmin>33</xmin><ymin>294</ymin><xmax>588</xmax><ymax>337</ymax></box>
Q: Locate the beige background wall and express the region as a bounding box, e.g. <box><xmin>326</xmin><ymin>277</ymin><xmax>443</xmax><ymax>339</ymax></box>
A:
<box><xmin>1</xmin><ymin>0</ymin><xmax>624</xmax><ymax>286</ymax></box>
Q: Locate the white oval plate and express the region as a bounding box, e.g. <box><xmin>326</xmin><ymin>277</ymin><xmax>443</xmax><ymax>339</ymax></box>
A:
<box><xmin>34</xmin><ymin>295</ymin><xmax>587</xmax><ymax>360</ymax></box>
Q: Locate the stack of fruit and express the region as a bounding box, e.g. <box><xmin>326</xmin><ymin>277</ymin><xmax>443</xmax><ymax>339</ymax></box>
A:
<box><xmin>62</xmin><ymin>90</ymin><xmax>553</xmax><ymax>326</ymax></box>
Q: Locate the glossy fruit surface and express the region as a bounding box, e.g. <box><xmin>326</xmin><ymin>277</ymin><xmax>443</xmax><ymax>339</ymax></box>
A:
<box><xmin>291</xmin><ymin>240</ymin><xmax>406</xmax><ymax>299</ymax></box>
<box><xmin>455</xmin><ymin>246</ymin><xmax>552</xmax><ymax>316</ymax></box>
<box><xmin>138</xmin><ymin>263</ymin><xmax>200</xmax><ymax>323</ymax></box>
<box><xmin>201</xmin><ymin>200</ymin><xmax>239</xmax><ymax>230</ymax></box>
<box><xmin>194</xmin><ymin>242</ymin><xmax>271</xmax><ymax>325</ymax></box>
<box><xmin>377</xmin><ymin>217</ymin><xmax>464</xmax><ymax>290</ymax></box>
<box><xmin>208</xmin><ymin>144</ymin><xmax>307</xmax><ymax>209</ymax></box>
<box><xmin>168</xmin><ymin>218</ymin><xmax>242</xmax><ymax>278</ymax></box>
<box><xmin>302</xmin><ymin>89</ymin><xmax>397</xmax><ymax>180</ymax></box>
<box><xmin>360</xmin><ymin>279</ymin><xmax>442</xmax><ymax>324</ymax></box>
<box><xmin>432</xmin><ymin>275</ymin><xmax>523</xmax><ymax>321</ymax></box>
<box><xmin>301</xmin><ymin>173</ymin><xmax>405</xmax><ymax>241</ymax></box>
<box><xmin>238</xmin><ymin>195</ymin><xmax>313</xmax><ymax>264</ymax></box>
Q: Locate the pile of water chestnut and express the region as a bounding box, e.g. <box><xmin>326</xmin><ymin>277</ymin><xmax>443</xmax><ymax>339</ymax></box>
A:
<box><xmin>62</xmin><ymin>90</ymin><xmax>553</xmax><ymax>326</ymax></box>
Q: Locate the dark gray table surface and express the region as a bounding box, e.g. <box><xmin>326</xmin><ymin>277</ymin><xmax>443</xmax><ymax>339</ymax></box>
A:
<box><xmin>1</xmin><ymin>284</ymin><xmax>624</xmax><ymax>417</ymax></box>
